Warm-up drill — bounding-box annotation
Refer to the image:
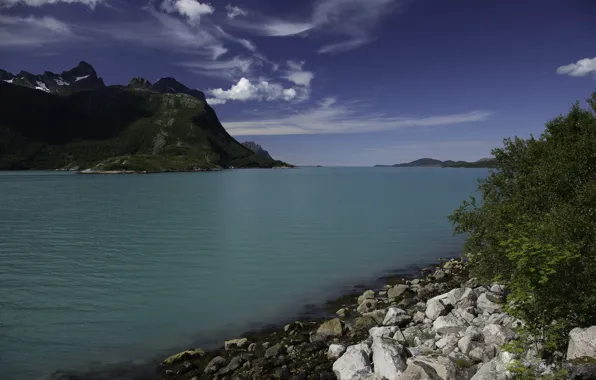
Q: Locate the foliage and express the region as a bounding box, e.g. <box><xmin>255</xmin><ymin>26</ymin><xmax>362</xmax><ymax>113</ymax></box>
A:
<box><xmin>449</xmin><ymin>90</ymin><xmax>596</xmax><ymax>357</ymax></box>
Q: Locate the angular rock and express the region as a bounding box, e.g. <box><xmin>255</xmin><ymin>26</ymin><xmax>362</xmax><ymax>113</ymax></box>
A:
<box><xmin>388</xmin><ymin>284</ymin><xmax>410</xmax><ymax>299</ymax></box>
<box><xmin>383</xmin><ymin>307</ymin><xmax>412</xmax><ymax>327</ymax></box>
<box><xmin>411</xmin><ymin>356</ymin><xmax>458</xmax><ymax>380</ymax></box>
<box><xmin>433</xmin><ymin>315</ymin><xmax>467</xmax><ymax>335</ymax></box>
<box><xmin>468</xmin><ymin>344</ymin><xmax>498</xmax><ymax>363</ymax></box>
<box><xmin>204</xmin><ymin>356</ymin><xmax>226</xmax><ymax>374</ymax></box>
<box><xmin>357</xmin><ymin>299</ymin><xmax>378</xmax><ymax>314</ymax></box>
<box><xmin>369</xmin><ymin>326</ymin><xmax>400</xmax><ymax>340</ymax></box>
<box><xmin>470</xmin><ymin>357</ymin><xmax>511</xmax><ymax>380</ymax></box>
<box><xmin>328</xmin><ymin>344</ymin><xmax>347</xmax><ymax>360</ymax></box>
<box><xmin>436</xmin><ymin>334</ymin><xmax>459</xmax><ymax>354</ymax></box>
<box><xmin>358</xmin><ymin>290</ymin><xmax>376</xmax><ymax>304</ymax></box>
<box><xmin>476</xmin><ymin>293</ymin><xmax>502</xmax><ymax>314</ymax></box>
<box><xmin>426</xmin><ymin>298</ymin><xmax>448</xmax><ymax>321</ymax></box>
<box><xmin>363</xmin><ymin>309</ymin><xmax>387</xmax><ymax>325</ymax></box>
<box><xmin>218</xmin><ymin>355</ymin><xmax>245</xmax><ymax>376</ymax></box>
<box><xmin>317</xmin><ymin>318</ymin><xmax>344</xmax><ymax>337</ymax></box>
<box><xmin>434</xmin><ymin>269</ymin><xmax>447</xmax><ymax>281</ymax></box>
<box><xmin>414</xmin><ymin>311</ymin><xmax>427</xmax><ymax>324</ymax></box>
<box><xmin>400</xmin><ymin>359</ymin><xmax>442</xmax><ymax>380</ymax></box>
<box><xmin>162</xmin><ymin>348</ymin><xmax>205</xmax><ymax>365</ymax></box>
<box><xmin>225</xmin><ymin>338</ymin><xmax>249</xmax><ymax>350</ymax></box>
<box><xmin>371</xmin><ymin>338</ymin><xmax>408</xmax><ymax>380</ymax></box>
<box><xmin>482</xmin><ymin>324</ymin><xmax>515</xmax><ymax>346</ymax></box>
<box><xmin>568</xmin><ymin>326</ymin><xmax>596</xmax><ymax>360</ymax></box>
<box><xmin>352</xmin><ymin>315</ymin><xmax>379</xmax><ymax>331</ymax></box>
<box><xmin>332</xmin><ymin>344</ymin><xmax>374</xmax><ymax>380</ymax></box>
<box><xmin>264</xmin><ymin>343</ymin><xmax>286</xmax><ymax>358</ymax></box>
<box><xmin>490</xmin><ymin>284</ymin><xmax>505</xmax><ymax>296</ymax></box>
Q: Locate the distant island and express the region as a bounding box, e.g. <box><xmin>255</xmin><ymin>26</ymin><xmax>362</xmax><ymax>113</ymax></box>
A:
<box><xmin>0</xmin><ymin>61</ymin><xmax>292</xmax><ymax>173</ymax></box>
<box><xmin>374</xmin><ymin>157</ymin><xmax>497</xmax><ymax>168</ymax></box>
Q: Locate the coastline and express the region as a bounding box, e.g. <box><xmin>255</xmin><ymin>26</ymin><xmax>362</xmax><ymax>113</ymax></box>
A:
<box><xmin>48</xmin><ymin>255</ymin><xmax>461</xmax><ymax>380</ymax></box>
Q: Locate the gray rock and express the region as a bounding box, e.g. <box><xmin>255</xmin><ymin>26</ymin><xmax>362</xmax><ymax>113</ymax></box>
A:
<box><xmin>363</xmin><ymin>309</ymin><xmax>387</xmax><ymax>325</ymax></box>
<box><xmin>357</xmin><ymin>299</ymin><xmax>378</xmax><ymax>314</ymax></box>
<box><xmin>411</xmin><ymin>355</ymin><xmax>458</xmax><ymax>380</ymax></box>
<box><xmin>426</xmin><ymin>297</ymin><xmax>449</xmax><ymax>321</ymax></box>
<box><xmin>371</xmin><ymin>338</ymin><xmax>408</xmax><ymax>380</ymax></box>
<box><xmin>358</xmin><ymin>290</ymin><xmax>376</xmax><ymax>304</ymax></box>
<box><xmin>224</xmin><ymin>338</ymin><xmax>248</xmax><ymax>350</ymax></box>
<box><xmin>400</xmin><ymin>358</ymin><xmax>442</xmax><ymax>379</ymax></box>
<box><xmin>567</xmin><ymin>360</ymin><xmax>596</xmax><ymax>380</ymax></box>
<box><xmin>204</xmin><ymin>356</ymin><xmax>226</xmax><ymax>374</ymax></box>
<box><xmin>332</xmin><ymin>344</ymin><xmax>374</xmax><ymax>380</ymax></box>
<box><xmin>317</xmin><ymin>318</ymin><xmax>344</xmax><ymax>337</ymax></box>
<box><xmin>264</xmin><ymin>343</ymin><xmax>286</xmax><ymax>358</ymax></box>
<box><xmin>468</xmin><ymin>344</ymin><xmax>498</xmax><ymax>363</ymax></box>
<box><xmin>388</xmin><ymin>284</ymin><xmax>410</xmax><ymax>299</ymax></box>
<box><xmin>434</xmin><ymin>269</ymin><xmax>447</xmax><ymax>280</ymax></box>
<box><xmin>383</xmin><ymin>307</ymin><xmax>412</xmax><ymax>327</ymax></box>
<box><xmin>247</xmin><ymin>343</ymin><xmax>256</xmax><ymax>352</ymax></box>
<box><xmin>433</xmin><ymin>315</ymin><xmax>468</xmax><ymax>335</ymax></box>
<box><xmin>490</xmin><ymin>284</ymin><xmax>505</xmax><ymax>296</ymax></box>
<box><xmin>369</xmin><ymin>326</ymin><xmax>399</xmax><ymax>340</ymax></box>
<box><xmin>436</xmin><ymin>334</ymin><xmax>459</xmax><ymax>354</ymax></box>
<box><xmin>352</xmin><ymin>315</ymin><xmax>379</xmax><ymax>331</ymax></box>
<box><xmin>567</xmin><ymin>326</ymin><xmax>596</xmax><ymax>360</ymax></box>
<box><xmin>476</xmin><ymin>293</ymin><xmax>502</xmax><ymax>314</ymax></box>
<box><xmin>337</xmin><ymin>308</ymin><xmax>348</xmax><ymax>318</ymax></box>
<box><xmin>470</xmin><ymin>357</ymin><xmax>512</xmax><ymax>380</ymax></box>
<box><xmin>218</xmin><ymin>355</ymin><xmax>245</xmax><ymax>376</ymax></box>
<box><xmin>414</xmin><ymin>311</ymin><xmax>427</xmax><ymax>324</ymax></box>
<box><xmin>482</xmin><ymin>324</ymin><xmax>516</xmax><ymax>346</ymax></box>
<box><xmin>328</xmin><ymin>344</ymin><xmax>347</xmax><ymax>360</ymax></box>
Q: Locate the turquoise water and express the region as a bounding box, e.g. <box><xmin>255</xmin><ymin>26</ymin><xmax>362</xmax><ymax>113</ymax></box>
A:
<box><xmin>0</xmin><ymin>167</ymin><xmax>486</xmax><ymax>380</ymax></box>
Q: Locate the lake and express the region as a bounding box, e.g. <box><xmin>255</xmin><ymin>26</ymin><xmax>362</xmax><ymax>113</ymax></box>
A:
<box><xmin>0</xmin><ymin>167</ymin><xmax>487</xmax><ymax>380</ymax></box>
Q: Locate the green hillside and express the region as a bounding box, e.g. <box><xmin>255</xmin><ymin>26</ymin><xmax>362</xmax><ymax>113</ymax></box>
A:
<box><xmin>374</xmin><ymin>157</ymin><xmax>497</xmax><ymax>168</ymax></box>
<box><xmin>0</xmin><ymin>81</ymin><xmax>290</xmax><ymax>171</ymax></box>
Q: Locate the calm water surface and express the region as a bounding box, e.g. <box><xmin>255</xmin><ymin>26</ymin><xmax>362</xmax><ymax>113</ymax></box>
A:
<box><xmin>0</xmin><ymin>167</ymin><xmax>487</xmax><ymax>380</ymax></box>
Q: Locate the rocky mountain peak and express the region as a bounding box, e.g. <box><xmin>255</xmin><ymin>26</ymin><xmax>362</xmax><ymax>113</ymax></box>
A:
<box><xmin>153</xmin><ymin>77</ymin><xmax>206</xmax><ymax>101</ymax></box>
<box><xmin>128</xmin><ymin>77</ymin><xmax>153</xmax><ymax>90</ymax></box>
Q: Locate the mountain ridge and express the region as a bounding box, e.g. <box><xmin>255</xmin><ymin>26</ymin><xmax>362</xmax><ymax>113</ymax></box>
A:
<box><xmin>374</xmin><ymin>157</ymin><xmax>497</xmax><ymax>168</ymax></box>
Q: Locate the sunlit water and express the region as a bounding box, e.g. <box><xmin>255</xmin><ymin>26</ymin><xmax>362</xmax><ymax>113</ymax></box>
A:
<box><xmin>0</xmin><ymin>167</ymin><xmax>487</xmax><ymax>380</ymax></box>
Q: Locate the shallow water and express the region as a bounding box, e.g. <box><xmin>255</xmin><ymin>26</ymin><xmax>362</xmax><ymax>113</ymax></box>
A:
<box><xmin>0</xmin><ymin>167</ymin><xmax>487</xmax><ymax>380</ymax></box>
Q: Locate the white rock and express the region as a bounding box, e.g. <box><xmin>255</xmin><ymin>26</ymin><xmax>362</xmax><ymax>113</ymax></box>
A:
<box><xmin>332</xmin><ymin>344</ymin><xmax>374</xmax><ymax>380</ymax></box>
<box><xmin>433</xmin><ymin>315</ymin><xmax>468</xmax><ymax>335</ymax></box>
<box><xmin>358</xmin><ymin>290</ymin><xmax>376</xmax><ymax>304</ymax></box>
<box><xmin>436</xmin><ymin>334</ymin><xmax>459</xmax><ymax>351</ymax></box>
<box><xmin>383</xmin><ymin>307</ymin><xmax>406</xmax><ymax>325</ymax></box>
<box><xmin>426</xmin><ymin>297</ymin><xmax>448</xmax><ymax>321</ymax></box>
<box><xmin>410</xmin><ymin>355</ymin><xmax>457</xmax><ymax>380</ymax></box>
<box><xmin>369</xmin><ymin>326</ymin><xmax>399</xmax><ymax>340</ymax></box>
<box><xmin>328</xmin><ymin>344</ymin><xmax>347</xmax><ymax>360</ymax></box>
<box><xmin>357</xmin><ymin>298</ymin><xmax>378</xmax><ymax>314</ymax></box>
<box><xmin>224</xmin><ymin>337</ymin><xmax>248</xmax><ymax>350</ymax></box>
<box><xmin>567</xmin><ymin>326</ymin><xmax>596</xmax><ymax>360</ymax></box>
<box><xmin>482</xmin><ymin>324</ymin><xmax>516</xmax><ymax>346</ymax></box>
<box><xmin>469</xmin><ymin>344</ymin><xmax>498</xmax><ymax>363</ymax></box>
<box><xmin>476</xmin><ymin>293</ymin><xmax>502</xmax><ymax>314</ymax></box>
<box><xmin>400</xmin><ymin>359</ymin><xmax>441</xmax><ymax>380</ymax></box>
<box><xmin>388</xmin><ymin>284</ymin><xmax>409</xmax><ymax>299</ymax></box>
<box><xmin>490</xmin><ymin>284</ymin><xmax>505</xmax><ymax>296</ymax></box>
<box><xmin>371</xmin><ymin>338</ymin><xmax>408</xmax><ymax>380</ymax></box>
<box><xmin>364</xmin><ymin>309</ymin><xmax>388</xmax><ymax>325</ymax></box>
<box><xmin>470</xmin><ymin>357</ymin><xmax>512</xmax><ymax>380</ymax></box>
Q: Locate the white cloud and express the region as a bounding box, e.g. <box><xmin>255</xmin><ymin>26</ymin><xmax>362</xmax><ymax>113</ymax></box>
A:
<box><xmin>0</xmin><ymin>0</ymin><xmax>101</xmax><ymax>8</ymax></box>
<box><xmin>225</xmin><ymin>3</ymin><xmax>247</xmax><ymax>19</ymax></box>
<box><xmin>0</xmin><ymin>14</ymin><xmax>75</xmax><ymax>47</ymax></box>
<box><xmin>221</xmin><ymin>99</ymin><xmax>492</xmax><ymax>135</ymax></box>
<box><xmin>206</xmin><ymin>77</ymin><xmax>300</xmax><ymax>105</ymax></box>
<box><xmin>161</xmin><ymin>0</ymin><xmax>214</xmax><ymax>25</ymax></box>
<box><xmin>213</xmin><ymin>25</ymin><xmax>256</xmax><ymax>52</ymax></box>
<box><xmin>285</xmin><ymin>60</ymin><xmax>314</xmax><ymax>87</ymax></box>
<box><xmin>261</xmin><ymin>20</ymin><xmax>314</xmax><ymax>36</ymax></box>
<box><xmin>557</xmin><ymin>57</ymin><xmax>596</xmax><ymax>78</ymax></box>
<box><xmin>180</xmin><ymin>56</ymin><xmax>253</xmax><ymax>79</ymax></box>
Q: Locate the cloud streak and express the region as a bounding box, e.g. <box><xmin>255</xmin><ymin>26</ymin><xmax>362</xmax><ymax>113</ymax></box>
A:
<box><xmin>0</xmin><ymin>14</ymin><xmax>76</xmax><ymax>47</ymax></box>
<box><xmin>557</xmin><ymin>57</ymin><xmax>596</xmax><ymax>78</ymax></box>
<box><xmin>222</xmin><ymin>98</ymin><xmax>492</xmax><ymax>135</ymax></box>
<box><xmin>0</xmin><ymin>0</ymin><xmax>101</xmax><ymax>8</ymax></box>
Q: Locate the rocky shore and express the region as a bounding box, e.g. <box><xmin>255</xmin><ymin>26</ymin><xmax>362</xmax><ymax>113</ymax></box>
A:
<box><xmin>156</xmin><ymin>259</ymin><xmax>596</xmax><ymax>380</ymax></box>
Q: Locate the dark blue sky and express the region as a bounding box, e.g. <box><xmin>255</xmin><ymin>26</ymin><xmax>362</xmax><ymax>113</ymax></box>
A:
<box><xmin>1</xmin><ymin>0</ymin><xmax>595</xmax><ymax>165</ymax></box>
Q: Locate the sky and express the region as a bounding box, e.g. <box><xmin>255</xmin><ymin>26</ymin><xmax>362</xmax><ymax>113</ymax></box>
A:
<box><xmin>0</xmin><ymin>0</ymin><xmax>595</xmax><ymax>166</ymax></box>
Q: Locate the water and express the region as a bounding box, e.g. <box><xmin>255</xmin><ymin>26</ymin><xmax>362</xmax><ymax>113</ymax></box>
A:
<box><xmin>0</xmin><ymin>167</ymin><xmax>487</xmax><ymax>380</ymax></box>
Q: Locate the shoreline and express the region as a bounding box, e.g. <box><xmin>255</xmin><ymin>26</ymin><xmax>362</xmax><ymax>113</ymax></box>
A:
<box><xmin>48</xmin><ymin>255</ymin><xmax>461</xmax><ymax>380</ymax></box>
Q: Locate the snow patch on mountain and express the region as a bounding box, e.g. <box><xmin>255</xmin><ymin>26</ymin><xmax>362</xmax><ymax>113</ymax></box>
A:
<box><xmin>3</xmin><ymin>79</ymin><xmax>13</xmax><ymax>84</ymax></box>
<box><xmin>35</xmin><ymin>81</ymin><xmax>50</xmax><ymax>93</ymax></box>
<box><xmin>55</xmin><ymin>77</ymin><xmax>70</xmax><ymax>86</ymax></box>
<box><xmin>75</xmin><ymin>75</ymin><xmax>90</xmax><ymax>82</ymax></box>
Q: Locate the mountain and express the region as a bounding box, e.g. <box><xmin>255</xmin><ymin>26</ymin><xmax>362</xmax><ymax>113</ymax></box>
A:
<box><xmin>374</xmin><ymin>157</ymin><xmax>497</xmax><ymax>168</ymax></box>
<box><xmin>0</xmin><ymin>62</ymin><xmax>291</xmax><ymax>172</ymax></box>
<box><xmin>241</xmin><ymin>141</ymin><xmax>273</xmax><ymax>160</ymax></box>
<box><xmin>1</xmin><ymin>61</ymin><xmax>105</xmax><ymax>96</ymax></box>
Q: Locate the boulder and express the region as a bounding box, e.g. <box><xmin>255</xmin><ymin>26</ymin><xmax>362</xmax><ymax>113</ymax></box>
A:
<box><xmin>470</xmin><ymin>357</ymin><xmax>512</xmax><ymax>380</ymax></box>
<box><xmin>328</xmin><ymin>344</ymin><xmax>347</xmax><ymax>360</ymax></box>
<box><xmin>450</xmin><ymin>288</ymin><xmax>477</xmax><ymax>308</ymax></box>
<box><xmin>371</xmin><ymin>337</ymin><xmax>408</xmax><ymax>380</ymax></box>
<box><xmin>400</xmin><ymin>358</ymin><xmax>442</xmax><ymax>379</ymax></box>
<box><xmin>433</xmin><ymin>315</ymin><xmax>468</xmax><ymax>335</ymax></box>
<box><xmin>476</xmin><ymin>293</ymin><xmax>502</xmax><ymax>314</ymax></box>
<box><xmin>317</xmin><ymin>318</ymin><xmax>344</xmax><ymax>337</ymax></box>
<box><xmin>364</xmin><ymin>309</ymin><xmax>388</xmax><ymax>325</ymax></box>
<box><xmin>388</xmin><ymin>284</ymin><xmax>410</xmax><ymax>299</ymax></box>
<box><xmin>337</xmin><ymin>308</ymin><xmax>348</xmax><ymax>318</ymax></box>
<box><xmin>411</xmin><ymin>356</ymin><xmax>458</xmax><ymax>380</ymax></box>
<box><xmin>426</xmin><ymin>298</ymin><xmax>448</xmax><ymax>321</ymax></box>
<box><xmin>204</xmin><ymin>356</ymin><xmax>226</xmax><ymax>374</ymax></box>
<box><xmin>435</xmin><ymin>334</ymin><xmax>459</xmax><ymax>354</ymax></box>
<box><xmin>218</xmin><ymin>355</ymin><xmax>245</xmax><ymax>376</ymax></box>
<box><xmin>357</xmin><ymin>299</ymin><xmax>378</xmax><ymax>314</ymax></box>
<box><xmin>162</xmin><ymin>348</ymin><xmax>205</xmax><ymax>365</ymax></box>
<box><xmin>482</xmin><ymin>324</ymin><xmax>516</xmax><ymax>346</ymax></box>
<box><xmin>383</xmin><ymin>307</ymin><xmax>412</xmax><ymax>327</ymax></box>
<box><xmin>567</xmin><ymin>326</ymin><xmax>596</xmax><ymax>360</ymax></box>
<box><xmin>369</xmin><ymin>326</ymin><xmax>400</xmax><ymax>340</ymax></box>
<box><xmin>358</xmin><ymin>290</ymin><xmax>376</xmax><ymax>304</ymax></box>
<box><xmin>353</xmin><ymin>316</ymin><xmax>379</xmax><ymax>331</ymax></box>
<box><xmin>225</xmin><ymin>338</ymin><xmax>249</xmax><ymax>350</ymax></box>
<box><xmin>264</xmin><ymin>343</ymin><xmax>286</xmax><ymax>358</ymax></box>
<box><xmin>434</xmin><ymin>269</ymin><xmax>447</xmax><ymax>281</ymax></box>
<box><xmin>332</xmin><ymin>344</ymin><xmax>374</xmax><ymax>380</ymax></box>
<box><xmin>468</xmin><ymin>344</ymin><xmax>498</xmax><ymax>363</ymax></box>
<box><xmin>490</xmin><ymin>284</ymin><xmax>505</xmax><ymax>296</ymax></box>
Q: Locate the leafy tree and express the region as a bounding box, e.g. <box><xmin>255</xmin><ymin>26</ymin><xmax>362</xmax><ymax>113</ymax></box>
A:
<box><xmin>449</xmin><ymin>90</ymin><xmax>596</xmax><ymax>357</ymax></box>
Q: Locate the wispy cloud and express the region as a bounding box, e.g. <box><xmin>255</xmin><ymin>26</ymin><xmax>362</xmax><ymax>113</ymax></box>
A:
<box><xmin>225</xmin><ymin>3</ymin><xmax>247</xmax><ymax>19</ymax></box>
<box><xmin>557</xmin><ymin>57</ymin><xmax>596</xmax><ymax>78</ymax></box>
<box><xmin>229</xmin><ymin>0</ymin><xmax>400</xmax><ymax>53</ymax></box>
<box><xmin>0</xmin><ymin>14</ymin><xmax>76</xmax><ymax>47</ymax></box>
<box><xmin>180</xmin><ymin>56</ymin><xmax>254</xmax><ymax>79</ymax></box>
<box><xmin>222</xmin><ymin>97</ymin><xmax>492</xmax><ymax>135</ymax></box>
<box><xmin>0</xmin><ymin>0</ymin><xmax>101</xmax><ymax>8</ymax></box>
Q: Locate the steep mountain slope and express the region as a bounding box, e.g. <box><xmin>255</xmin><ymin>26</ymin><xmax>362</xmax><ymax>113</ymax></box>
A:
<box><xmin>241</xmin><ymin>141</ymin><xmax>274</xmax><ymax>160</ymax></box>
<box><xmin>0</xmin><ymin>63</ymin><xmax>290</xmax><ymax>171</ymax></box>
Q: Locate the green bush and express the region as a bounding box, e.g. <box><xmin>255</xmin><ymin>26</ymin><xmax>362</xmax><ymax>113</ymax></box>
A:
<box><xmin>449</xmin><ymin>90</ymin><xmax>596</xmax><ymax>357</ymax></box>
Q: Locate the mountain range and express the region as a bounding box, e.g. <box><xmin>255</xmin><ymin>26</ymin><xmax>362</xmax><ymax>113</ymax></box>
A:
<box><xmin>0</xmin><ymin>62</ymin><xmax>290</xmax><ymax>172</ymax></box>
<box><xmin>374</xmin><ymin>157</ymin><xmax>498</xmax><ymax>168</ymax></box>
